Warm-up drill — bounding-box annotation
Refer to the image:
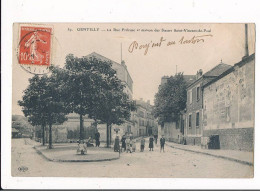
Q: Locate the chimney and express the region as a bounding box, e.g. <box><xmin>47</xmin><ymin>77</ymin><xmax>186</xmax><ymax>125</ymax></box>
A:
<box><xmin>196</xmin><ymin>69</ymin><xmax>203</xmax><ymax>79</ymax></box>
<box><xmin>244</xmin><ymin>24</ymin><xmax>249</xmax><ymax>58</ymax></box>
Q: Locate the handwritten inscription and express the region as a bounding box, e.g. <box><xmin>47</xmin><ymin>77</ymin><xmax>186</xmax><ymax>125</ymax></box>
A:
<box><xmin>128</xmin><ymin>34</ymin><xmax>213</xmax><ymax>55</ymax></box>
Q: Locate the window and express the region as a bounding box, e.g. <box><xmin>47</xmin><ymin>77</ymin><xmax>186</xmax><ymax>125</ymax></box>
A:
<box><xmin>196</xmin><ymin>112</ymin><xmax>200</xmax><ymax>127</ymax></box>
<box><xmin>189</xmin><ymin>90</ymin><xmax>192</xmax><ymax>104</ymax></box>
<box><xmin>189</xmin><ymin>114</ymin><xmax>192</xmax><ymax>128</ymax></box>
<box><xmin>196</xmin><ymin>87</ymin><xmax>200</xmax><ymax>101</ymax></box>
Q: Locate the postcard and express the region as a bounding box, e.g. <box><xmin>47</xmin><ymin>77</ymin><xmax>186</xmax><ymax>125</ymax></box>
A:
<box><xmin>12</xmin><ymin>23</ymin><xmax>255</xmax><ymax>178</ymax></box>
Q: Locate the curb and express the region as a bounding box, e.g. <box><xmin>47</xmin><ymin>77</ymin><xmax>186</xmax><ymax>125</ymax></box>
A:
<box><xmin>33</xmin><ymin>146</ymin><xmax>120</xmax><ymax>163</ymax></box>
<box><xmin>166</xmin><ymin>143</ymin><xmax>253</xmax><ymax>166</ymax></box>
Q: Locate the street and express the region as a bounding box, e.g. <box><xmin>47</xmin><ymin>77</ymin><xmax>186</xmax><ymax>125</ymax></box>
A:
<box><xmin>12</xmin><ymin>138</ymin><xmax>253</xmax><ymax>178</ymax></box>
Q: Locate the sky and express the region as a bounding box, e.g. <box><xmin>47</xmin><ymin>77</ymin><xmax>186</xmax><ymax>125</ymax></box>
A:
<box><xmin>12</xmin><ymin>23</ymin><xmax>255</xmax><ymax>115</ymax></box>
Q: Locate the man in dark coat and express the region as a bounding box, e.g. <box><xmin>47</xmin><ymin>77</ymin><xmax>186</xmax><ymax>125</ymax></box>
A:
<box><xmin>160</xmin><ymin>135</ymin><xmax>166</xmax><ymax>152</ymax></box>
<box><xmin>149</xmin><ymin>136</ymin><xmax>154</xmax><ymax>151</ymax></box>
<box><xmin>95</xmin><ymin>130</ymin><xmax>100</xmax><ymax>147</ymax></box>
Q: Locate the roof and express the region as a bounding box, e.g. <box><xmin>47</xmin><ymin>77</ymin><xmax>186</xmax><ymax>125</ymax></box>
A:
<box><xmin>203</xmin><ymin>63</ymin><xmax>232</xmax><ymax>77</ymax></box>
<box><xmin>203</xmin><ymin>53</ymin><xmax>255</xmax><ymax>88</ymax></box>
<box><xmin>183</xmin><ymin>75</ymin><xmax>197</xmax><ymax>85</ymax></box>
<box><xmin>187</xmin><ymin>63</ymin><xmax>232</xmax><ymax>88</ymax></box>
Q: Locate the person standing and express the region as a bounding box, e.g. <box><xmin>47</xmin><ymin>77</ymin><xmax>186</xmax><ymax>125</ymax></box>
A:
<box><xmin>113</xmin><ymin>130</ymin><xmax>120</xmax><ymax>152</ymax></box>
<box><xmin>149</xmin><ymin>136</ymin><xmax>154</xmax><ymax>151</ymax></box>
<box><xmin>121</xmin><ymin>135</ymin><xmax>126</xmax><ymax>152</ymax></box>
<box><xmin>126</xmin><ymin>136</ymin><xmax>132</xmax><ymax>153</ymax></box>
<box><xmin>160</xmin><ymin>135</ymin><xmax>166</xmax><ymax>152</ymax></box>
<box><xmin>140</xmin><ymin>136</ymin><xmax>145</xmax><ymax>152</ymax></box>
<box><xmin>95</xmin><ymin>130</ymin><xmax>100</xmax><ymax>147</ymax></box>
<box><xmin>154</xmin><ymin>134</ymin><xmax>158</xmax><ymax>144</ymax></box>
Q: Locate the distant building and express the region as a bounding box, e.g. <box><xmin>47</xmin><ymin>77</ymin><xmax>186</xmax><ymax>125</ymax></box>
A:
<box><xmin>202</xmin><ymin>54</ymin><xmax>254</xmax><ymax>151</ymax></box>
<box><xmin>133</xmin><ymin>99</ymin><xmax>158</xmax><ymax>137</ymax></box>
<box><xmin>184</xmin><ymin>63</ymin><xmax>232</xmax><ymax>145</ymax></box>
<box><xmin>87</xmin><ymin>52</ymin><xmax>133</xmax><ymax>99</ymax></box>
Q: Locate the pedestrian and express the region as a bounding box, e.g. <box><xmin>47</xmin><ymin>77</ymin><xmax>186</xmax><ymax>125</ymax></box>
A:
<box><xmin>154</xmin><ymin>134</ymin><xmax>158</xmax><ymax>144</ymax></box>
<box><xmin>149</xmin><ymin>136</ymin><xmax>154</xmax><ymax>151</ymax></box>
<box><xmin>160</xmin><ymin>135</ymin><xmax>166</xmax><ymax>152</ymax></box>
<box><xmin>132</xmin><ymin>140</ymin><xmax>136</xmax><ymax>152</ymax></box>
<box><xmin>126</xmin><ymin>136</ymin><xmax>132</xmax><ymax>153</ymax></box>
<box><xmin>95</xmin><ymin>130</ymin><xmax>100</xmax><ymax>147</ymax></box>
<box><xmin>113</xmin><ymin>129</ymin><xmax>120</xmax><ymax>152</ymax></box>
<box><xmin>140</xmin><ymin>136</ymin><xmax>145</xmax><ymax>152</ymax></box>
<box><xmin>121</xmin><ymin>135</ymin><xmax>126</xmax><ymax>152</ymax></box>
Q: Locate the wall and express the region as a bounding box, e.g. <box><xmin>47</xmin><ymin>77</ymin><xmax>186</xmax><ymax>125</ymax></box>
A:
<box><xmin>162</xmin><ymin>122</ymin><xmax>183</xmax><ymax>143</ymax></box>
<box><xmin>203</xmin><ymin>57</ymin><xmax>254</xmax><ymax>151</ymax></box>
<box><xmin>203</xmin><ymin>59</ymin><xmax>254</xmax><ymax>130</ymax></box>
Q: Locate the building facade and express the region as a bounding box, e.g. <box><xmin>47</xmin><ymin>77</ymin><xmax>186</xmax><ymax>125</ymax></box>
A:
<box><xmin>202</xmin><ymin>54</ymin><xmax>255</xmax><ymax>151</ymax></box>
<box><xmin>184</xmin><ymin>63</ymin><xmax>232</xmax><ymax>145</ymax></box>
<box><xmin>133</xmin><ymin>99</ymin><xmax>158</xmax><ymax>137</ymax></box>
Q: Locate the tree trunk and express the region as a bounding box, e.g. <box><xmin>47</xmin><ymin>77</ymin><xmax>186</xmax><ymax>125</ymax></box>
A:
<box><xmin>106</xmin><ymin>123</ymin><xmax>110</xmax><ymax>148</ymax></box>
<box><xmin>80</xmin><ymin>114</ymin><xmax>84</xmax><ymax>140</ymax></box>
<box><xmin>41</xmin><ymin>124</ymin><xmax>45</xmax><ymax>146</ymax></box>
<box><xmin>109</xmin><ymin>125</ymin><xmax>112</xmax><ymax>145</ymax></box>
<box><xmin>48</xmin><ymin>124</ymin><xmax>53</xmax><ymax>149</ymax></box>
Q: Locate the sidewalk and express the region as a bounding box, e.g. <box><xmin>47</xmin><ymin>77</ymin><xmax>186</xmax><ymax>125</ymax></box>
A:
<box><xmin>166</xmin><ymin>141</ymin><xmax>253</xmax><ymax>166</ymax></box>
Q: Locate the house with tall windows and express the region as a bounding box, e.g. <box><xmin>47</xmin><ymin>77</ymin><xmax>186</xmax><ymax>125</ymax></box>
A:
<box><xmin>184</xmin><ymin>63</ymin><xmax>232</xmax><ymax>145</ymax></box>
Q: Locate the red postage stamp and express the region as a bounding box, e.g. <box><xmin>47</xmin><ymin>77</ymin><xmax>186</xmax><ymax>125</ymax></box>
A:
<box><xmin>18</xmin><ymin>26</ymin><xmax>52</xmax><ymax>66</ymax></box>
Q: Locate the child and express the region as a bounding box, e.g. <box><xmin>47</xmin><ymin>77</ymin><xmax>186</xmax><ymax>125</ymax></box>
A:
<box><xmin>132</xmin><ymin>140</ymin><xmax>136</xmax><ymax>152</ymax></box>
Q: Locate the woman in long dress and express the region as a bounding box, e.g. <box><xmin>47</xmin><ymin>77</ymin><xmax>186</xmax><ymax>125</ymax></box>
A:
<box><xmin>149</xmin><ymin>136</ymin><xmax>154</xmax><ymax>151</ymax></box>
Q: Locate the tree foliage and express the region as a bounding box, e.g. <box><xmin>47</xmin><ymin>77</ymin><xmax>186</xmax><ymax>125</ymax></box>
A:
<box><xmin>18</xmin><ymin>70</ymin><xmax>69</xmax><ymax>148</ymax></box>
<box><xmin>62</xmin><ymin>54</ymin><xmax>136</xmax><ymax>142</ymax></box>
<box><xmin>153</xmin><ymin>73</ymin><xmax>187</xmax><ymax>125</ymax></box>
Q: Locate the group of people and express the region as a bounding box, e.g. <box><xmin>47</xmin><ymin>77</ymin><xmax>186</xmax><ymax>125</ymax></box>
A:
<box><xmin>120</xmin><ymin>134</ymin><xmax>136</xmax><ymax>153</ymax></box>
<box><xmin>117</xmin><ymin>133</ymin><xmax>166</xmax><ymax>153</ymax></box>
<box><xmin>93</xmin><ymin>129</ymin><xmax>166</xmax><ymax>153</ymax></box>
<box><xmin>147</xmin><ymin>135</ymin><xmax>166</xmax><ymax>152</ymax></box>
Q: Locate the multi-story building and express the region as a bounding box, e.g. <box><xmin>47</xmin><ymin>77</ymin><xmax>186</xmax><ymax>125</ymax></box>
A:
<box><xmin>132</xmin><ymin>99</ymin><xmax>158</xmax><ymax>137</ymax></box>
<box><xmin>184</xmin><ymin>63</ymin><xmax>232</xmax><ymax>145</ymax></box>
<box><xmin>202</xmin><ymin>54</ymin><xmax>255</xmax><ymax>151</ymax></box>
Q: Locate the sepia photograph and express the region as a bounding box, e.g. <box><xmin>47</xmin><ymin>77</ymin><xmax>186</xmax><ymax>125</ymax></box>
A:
<box><xmin>11</xmin><ymin>23</ymin><xmax>255</xmax><ymax>178</ymax></box>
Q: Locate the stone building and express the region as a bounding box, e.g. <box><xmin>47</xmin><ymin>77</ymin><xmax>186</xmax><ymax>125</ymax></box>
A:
<box><xmin>202</xmin><ymin>54</ymin><xmax>255</xmax><ymax>151</ymax></box>
<box><xmin>184</xmin><ymin>63</ymin><xmax>232</xmax><ymax>145</ymax></box>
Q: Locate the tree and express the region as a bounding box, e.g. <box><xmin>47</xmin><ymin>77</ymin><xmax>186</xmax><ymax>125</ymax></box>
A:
<box><xmin>88</xmin><ymin>63</ymin><xmax>136</xmax><ymax>147</ymax></box>
<box><xmin>63</xmin><ymin>54</ymin><xmax>136</xmax><ymax>146</ymax></box>
<box><xmin>153</xmin><ymin>73</ymin><xmax>187</xmax><ymax>126</ymax></box>
<box><xmin>18</xmin><ymin>69</ymin><xmax>68</xmax><ymax>148</ymax></box>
